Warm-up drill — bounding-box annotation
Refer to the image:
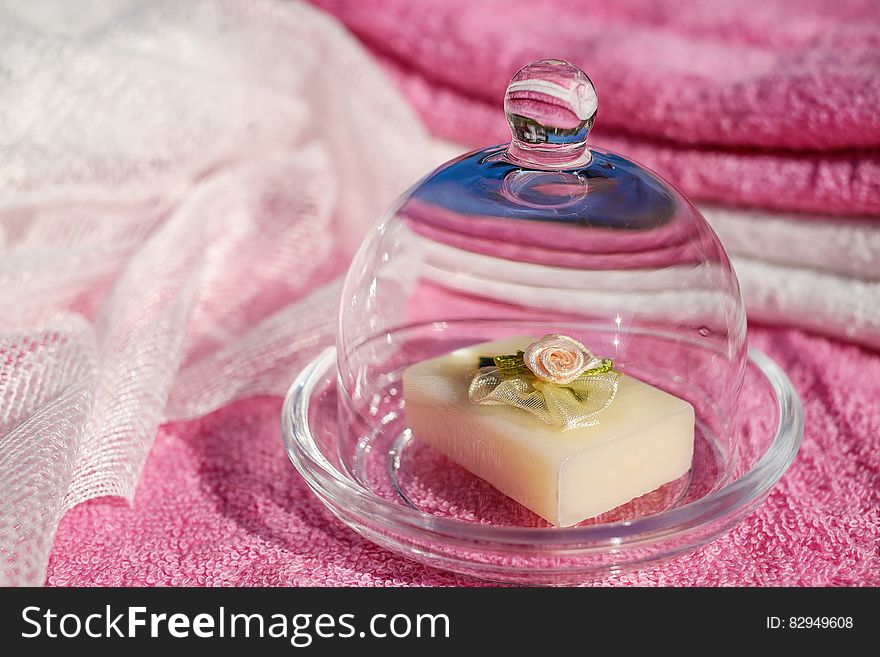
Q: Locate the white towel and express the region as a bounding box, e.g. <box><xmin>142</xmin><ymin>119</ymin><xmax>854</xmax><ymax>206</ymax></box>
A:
<box><xmin>704</xmin><ymin>207</ymin><xmax>880</xmax><ymax>349</ymax></box>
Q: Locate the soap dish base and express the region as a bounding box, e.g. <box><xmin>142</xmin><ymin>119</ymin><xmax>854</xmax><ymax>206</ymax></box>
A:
<box><xmin>282</xmin><ymin>347</ymin><xmax>802</xmax><ymax>585</ymax></box>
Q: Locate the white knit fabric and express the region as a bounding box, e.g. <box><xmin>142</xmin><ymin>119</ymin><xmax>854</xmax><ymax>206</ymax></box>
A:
<box><xmin>0</xmin><ymin>0</ymin><xmax>432</xmax><ymax>586</ymax></box>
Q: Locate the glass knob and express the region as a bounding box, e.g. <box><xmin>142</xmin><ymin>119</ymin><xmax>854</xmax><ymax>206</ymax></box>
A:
<box><xmin>504</xmin><ymin>59</ymin><xmax>597</xmax><ymax>170</ymax></box>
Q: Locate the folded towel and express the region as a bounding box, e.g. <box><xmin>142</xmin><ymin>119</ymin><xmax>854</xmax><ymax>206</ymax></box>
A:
<box><xmin>734</xmin><ymin>257</ymin><xmax>880</xmax><ymax>349</ymax></box>
<box><xmin>703</xmin><ymin>207</ymin><xmax>880</xmax><ymax>282</ymax></box>
<box><xmin>314</xmin><ymin>0</ymin><xmax>880</xmax><ymax>216</ymax></box>
<box><xmin>397</xmin><ymin>0</ymin><xmax>880</xmax><ymax>351</ymax></box>
<box><xmin>712</xmin><ymin>207</ymin><xmax>880</xmax><ymax>349</ymax></box>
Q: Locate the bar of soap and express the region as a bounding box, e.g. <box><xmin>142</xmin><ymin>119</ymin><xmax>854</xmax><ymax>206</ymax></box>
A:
<box><xmin>403</xmin><ymin>337</ymin><xmax>695</xmax><ymax>527</ymax></box>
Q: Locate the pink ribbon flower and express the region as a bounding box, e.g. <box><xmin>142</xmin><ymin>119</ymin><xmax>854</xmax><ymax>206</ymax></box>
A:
<box><xmin>523</xmin><ymin>334</ymin><xmax>601</xmax><ymax>384</ymax></box>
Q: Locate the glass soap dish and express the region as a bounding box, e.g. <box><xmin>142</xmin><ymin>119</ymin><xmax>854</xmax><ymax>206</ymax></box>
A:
<box><xmin>280</xmin><ymin>60</ymin><xmax>804</xmax><ymax>584</ymax></box>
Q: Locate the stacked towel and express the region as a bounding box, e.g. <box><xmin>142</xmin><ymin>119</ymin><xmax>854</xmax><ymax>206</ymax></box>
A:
<box><xmin>316</xmin><ymin>0</ymin><xmax>880</xmax><ymax>348</ymax></box>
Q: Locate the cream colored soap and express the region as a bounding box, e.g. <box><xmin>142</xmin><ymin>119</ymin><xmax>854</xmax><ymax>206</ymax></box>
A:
<box><xmin>403</xmin><ymin>337</ymin><xmax>695</xmax><ymax>527</ymax></box>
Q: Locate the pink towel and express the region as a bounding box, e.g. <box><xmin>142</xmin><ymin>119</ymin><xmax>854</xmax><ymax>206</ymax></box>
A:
<box><xmin>311</xmin><ymin>0</ymin><xmax>880</xmax><ymax>216</ymax></box>
<box><xmin>46</xmin><ymin>325</ymin><xmax>880</xmax><ymax>586</ymax></box>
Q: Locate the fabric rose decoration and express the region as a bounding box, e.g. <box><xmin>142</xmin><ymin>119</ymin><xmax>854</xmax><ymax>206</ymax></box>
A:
<box><xmin>523</xmin><ymin>334</ymin><xmax>602</xmax><ymax>384</ymax></box>
<box><xmin>470</xmin><ymin>334</ymin><xmax>619</xmax><ymax>429</ymax></box>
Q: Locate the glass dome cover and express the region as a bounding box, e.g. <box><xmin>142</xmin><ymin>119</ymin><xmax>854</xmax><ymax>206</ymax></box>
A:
<box><xmin>282</xmin><ymin>60</ymin><xmax>801</xmax><ymax>583</ymax></box>
<box><xmin>339</xmin><ymin>59</ymin><xmax>746</xmax><ymax>461</ymax></box>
